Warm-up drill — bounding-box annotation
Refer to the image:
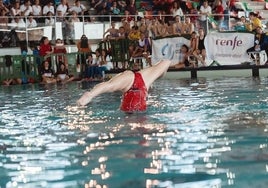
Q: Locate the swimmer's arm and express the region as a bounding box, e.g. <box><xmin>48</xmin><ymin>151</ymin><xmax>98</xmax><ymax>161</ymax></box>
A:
<box><xmin>76</xmin><ymin>71</ymin><xmax>134</xmax><ymax>106</ymax></box>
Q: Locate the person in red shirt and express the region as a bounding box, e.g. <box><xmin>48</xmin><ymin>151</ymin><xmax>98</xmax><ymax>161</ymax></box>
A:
<box><xmin>39</xmin><ymin>36</ymin><xmax>53</xmax><ymax>61</ymax></box>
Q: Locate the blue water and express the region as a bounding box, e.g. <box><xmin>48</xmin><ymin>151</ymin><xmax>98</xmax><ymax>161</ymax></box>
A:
<box><xmin>0</xmin><ymin>77</ymin><xmax>268</xmax><ymax>188</ymax></box>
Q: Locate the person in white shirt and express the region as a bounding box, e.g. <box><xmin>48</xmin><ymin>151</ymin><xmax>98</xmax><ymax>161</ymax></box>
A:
<box><xmin>56</xmin><ymin>0</ymin><xmax>68</xmax><ymax>16</ymax></box>
<box><xmin>10</xmin><ymin>1</ymin><xmax>21</xmax><ymax>17</ymax></box>
<box><xmin>198</xmin><ymin>0</ymin><xmax>212</xmax><ymax>33</ymax></box>
<box><xmin>20</xmin><ymin>0</ymin><xmax>33</xmax><ymax>16</ymax></box>
<box><xmin>45</xmin><ymin>11</ymin><xmax>55</xmax><ymax>26</ymax></box>
<box><xmin>26</xmin><ymin>13</ymin><xmax>37</xmax><ymax>28</ymax></box>
<box><xmin>68</xmin><ymin>0</ymin><xmax>86</xmax><ymax>15</ymax></box>
<box><xmin>32</xmin><ymin>0</ymin><xmax>42</xmax><ymax>18</ymax></box>
<box><xmin>43</xmin><ymin>1</ymin><xmax>55</xmax><ymax>16</ymax></box>
<box><xmin>171</xmin><ymin>1</ymin><xmax>184</xmax><ymax>18</ymax></box>
<box><xmin>11</xmin><ymin>15</ymin><xmax>26</xmax><ymax>28</ymax></box>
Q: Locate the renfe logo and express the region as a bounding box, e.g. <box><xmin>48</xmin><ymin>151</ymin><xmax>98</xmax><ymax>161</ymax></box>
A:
<box><xmin>215</xmin><ymin>36</ymin><xmax>242</xmax><ymax>50</ymax></box>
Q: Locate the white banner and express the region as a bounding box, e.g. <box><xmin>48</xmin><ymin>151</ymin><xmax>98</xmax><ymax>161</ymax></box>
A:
<box><xmin>151</xmin><ymin>36</ymin><xmax>190</xmax><ymax>65</ymax></box>
<box><xmin>204</xmin><ymin>32</ymin><xmax>255</xmax><ymax>65</ymax></box>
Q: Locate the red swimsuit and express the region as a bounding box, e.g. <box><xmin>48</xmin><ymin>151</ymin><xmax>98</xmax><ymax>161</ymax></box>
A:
<box><xmin>120</xmin><ymin>72</ymin><xmax>147</xmax><ymax>113</ymax></box>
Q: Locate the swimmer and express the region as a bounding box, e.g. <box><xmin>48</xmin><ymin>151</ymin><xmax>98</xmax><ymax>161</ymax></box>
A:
<box><xmin>76</xmin><ymin>59</ymin><xmax>172</xmax><ymax>113</ymax></box>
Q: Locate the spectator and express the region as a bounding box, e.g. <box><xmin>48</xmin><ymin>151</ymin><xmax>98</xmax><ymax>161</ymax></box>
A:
<box><xmin>234</xmin><ymin>16</ymin><xmax>252</xmax><ymax>32</ymax></box>
<box><xmin>43</xmin><ymin>1</ymin><xmax>55</xmax><ymax>16</ymax></box>
<box><xmin>198</xmin><ymin>0</ymin><xmax>212</xmax><ymax>34</ymax></box>
<box><xmin>45</xmin><ymin>11</ymin><xmax>55</xmax><ymax>26</ymax></box>
<box><xmin>10</xmin><ymin>14</ymin><xmax>26</xmax><ymax>28</ymax></box>
<box><xmin>66</xmin><ymin>11</ymin><xmax>80</xmax><ymax>44</ymax></box>
<box><xmin>172</xmin><ymin>15</ymin><xmax>183</xmax><ymax>36</ymax></box>
<box><xmin>0</xmin><ymin>0</ymin><xmax>9</xmax><ymax>16</ymax></box>
<box><xmin>26</xmin><ymin>13</ymin><xmax>37</xmax><ymax>27</ymax></box>
<box><xmin>170</xmin><ymin>1</ymin><xmax>184</xmax><ymax>18</ymax></box>
<box><xmin>170</xmin><ymin>44</ymin><xmax>191</xmax><ymax>69</ymax></box>
<box><xmin>248</xmin><ymin>12</ymin><xmax>262</xmax><ymax>32</ymax></box>
<box><xmin>20</xmin><ymin>0</ymin><xmax>33</xmax><ymax>16</ymax></box>
<box><xmin>32</xmin><ymin>0</ymin><xmax>42</xmax><ymax>22</ymax></box>
<box><xmin>156</xmin><ymin>19</ymin><xmax>169</xmax><ymax>37</ymax></box>
<box><xmin>213</xmin><ymin>0</ymin><xmax>224</xmax><ymax>30</ymax></box>
<box><xmin>247</xmin><ymin>26</ymin><xmax>268</xmax><ymax>63</ymax></box>
<box><xmin>56</xmin><ymin>10</ymin><xmax>68</xmax><ymax>43</ymax></box>
<box><xmin>68</xmin><ymin>0</ymin><xmax>87</xmax><ymax>16</ymax></box>
<box><xmin>56</xmin><ymin>62</ymin><xmax>74</xmax><ymax>83</ymax></box>
<box><xmin>110</xmin><ymin>1</ymin><xmax>120</xmax><ymax>21</ymax></box>
<box><xmin>39</xmin><ymin>36</ymin><xmax>53</xmax><ymax>61</ymax></box>
<box><xmin>182</xmin><ymin>16</ymin><xmax>194</xmax><ymax>34</ymax></box>
<box><xmin>56</xmin><ymin>0</ymin><xmax>68</xmax><ymax>16</ymax></box>
<box><xmin>0</xmin><ymin>8</ymin><xmax>8</xmax><ymax>25</ymax></box>
<box><xmin>10</xmin><ymin>1</ymin><xmax>21</xmax><ymax>17</ymax></box>
<box><xmin>103</xmin><ymin>21</ymin><xmax>119</xmax><ymax>39</ymax></box>
<box><xmin>85</xmin><ymin>53</ymin><xmax>99</xmax><ymax>81</ymax></box>
<box><xmin>126</xmin><ymin>0</ymin><xmax>137</xmax><ymax>17</ymax></box>
<box><xmin>53</xmin><ymin>38</ymin><xmax>68</xmax><ymax>67</ymax></box>
<box><xmin>76</xmin><ymin>34</ymin><xmax>92</xmax><ymax>76</ymax></box>
<box><xmin>193</xmin><ymin>27</ymin><xmax>207</xmax><ymax>67</ymax></box>
<box><xmin>40</xmin><ymin>59</ymin><xmax>57</xmax><ymax>84</ymax></box>
<box><xmin>97</xmin><ymin>48</ymin><xmax>113</xmax><ymax>80</ymax></box>
<box><xmin>189</xmin><ymin>31</ymin><xmax>198</xmax><ymax>54</ymax></box>
<box><xmin>117</xmin><ymin>0</ymin><xmax>127</xmax><ymax>12</ymax></box>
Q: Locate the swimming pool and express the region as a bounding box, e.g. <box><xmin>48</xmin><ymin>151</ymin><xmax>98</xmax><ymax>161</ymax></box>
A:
<box><xmin>0</xmin><ymin>77</ymin><xmax>268</xmax><ymax>188</ymax></box>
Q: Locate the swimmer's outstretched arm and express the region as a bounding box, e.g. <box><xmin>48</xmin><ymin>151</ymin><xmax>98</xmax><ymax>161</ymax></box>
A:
<box><xmin>76</xmin><ymin>71</ymin><xmax>134</xmax><ymax>106</ymax></box>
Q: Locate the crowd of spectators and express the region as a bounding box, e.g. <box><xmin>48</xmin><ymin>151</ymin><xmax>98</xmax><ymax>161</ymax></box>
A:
<box><xmin>1</xmin><ymin>0</ymin><xmax>268</xmax><ymax>85</ymax></box>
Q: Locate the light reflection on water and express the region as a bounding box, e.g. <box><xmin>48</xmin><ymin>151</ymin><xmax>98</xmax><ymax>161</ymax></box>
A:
<box><xmin>0</xmin><ymin>78</ymin><xmax>268</xmax><ymax>188</ymax></box>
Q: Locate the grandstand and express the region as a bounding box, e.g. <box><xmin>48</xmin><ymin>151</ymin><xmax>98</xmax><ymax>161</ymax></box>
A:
<box><xmin>2</xmin><ymin>0</ymin><xmax>268</xmax><ymax>84</ymax></box>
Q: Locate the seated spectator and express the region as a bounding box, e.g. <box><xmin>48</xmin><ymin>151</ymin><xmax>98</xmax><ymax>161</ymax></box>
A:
<box><xmin>43</xmin><ymin>1</ymin><xmax>55</xmax><ymax>16</ymax></box>
<box><xmin>54</xmin><ymin>38</ymin><xmax>68</xmax><ymax>67</ymax></box>
<box><xmin>0</xmin><ymin>0</ymin><xmax>9</xmax><ymax>17</ymax></box>
<box><xmin>189</xmin><ymin>31</ymin><xmax>198</xmax><ymax>54</ymax></box>
<box><xmin>10</xmin><ymin>1</ymin><xmax>21</xmax><ymax>17</ymax></box>
<box><xmin>156</xmin><ymin>19</ymin><xmax>169</xmax><ymax>37</ymax></box>
<box><xmin>56</xmin><ymin>0</ymin><xmax>68</xmax><ymax>16</ymax></box>
<box><xmin>117</xmin><ymin>0</ymin><xmax>127</xmax><ymax>12</ymax></box>
<box><xmin>248</xmin><ymin>12</ymin><xmax>262</xmax><ymax>32</ymax></box>
<box><xmin>40</xmin><ymin>59</ymin><xmax>57</xmax><ymax>84</ymax></box>
<box><xmin>20</xmin><ymin>0</ymin><xmax>33</xmax><ymax>16</ymax></box>
<box><xmin>170</xmin><ymin>1</ymin><xmax>184</xmax><ymax>18</ymax></box>
<box><xmin>182</xmin><ymin>16</ymin><xmax>194</xmax><ymax>34</ymax></box>
<box><xmin>45</xmin><ymin>11</ymin><xmax>55</xmax><ymax>26</ymax></box>
<box><xmin>68</xmin><ymin>0</ymin><xmax>87</xmax><ymax>16</ymax></box>
<box><xmin>103</xmin><ymin>21</ymin><xmax>119</xmax><ymax>39</ymax></box>
<box><xmin>56</xmin><ymin>62</ymin><xmax>74</xmax><ymax>83</ymax></box>
<box><xmin>85</xmin><ymin>53</ymin><xmax>99</xmax><ymax>81</ymax></box>
<box><xmin>131</xmin><ymin>32</ymin><xmax>152</xmax><ymax>66</ymax></box>
<box><xmin>170</xmin><ymin>44</ymin><xmax>192</xmax><ymax>69</ymax></box>
<box><xmin>247</xmin><ymin>26</ymin><xmax>268</xmax><ymax>62</ymax></box>
<box><xmin>97</xmin><ymin>48</ymin><xmax>113</xmax><ymax>80</ymax></box>
<box><xmin>32</xmin><ymin>0</ymin><xmax>42</xmax><ymax>20</ymax></box>
<box><xmin>234</xmin><ymin>16</ymin><xmax>252</xmax><ymax>32</ymax></box>
<box><xmin>126</xmin><ymin>0</ymin><xmax>137</xmax><ymax>17</ymax></box>
<box><xmin>26</xmin><ymin>13</ymin><xmax>37</xmax><ymax>28</ymax></box>
<box><xmin>172</xmin><ymin>15</ymin><xmax>183</xmax><ymax>35</ymax></box>
<box><xmin>39</xmin><ymin>36</ymin><xmax>53</xmax><ymax>62</ymax></box>
<box><xmin>10</xmin><ymin>14</ymin><xmax>26</xmax><ymax>28</ymax></box>
<box><xmin>110</xmin><ymin>1</ymin><xmax>120</xmax><ymax>14</ymax></box>
<box><xmin>131</xmin><ymin>32</ymin><xmax>151</xmax><ymax>57</ymax></box>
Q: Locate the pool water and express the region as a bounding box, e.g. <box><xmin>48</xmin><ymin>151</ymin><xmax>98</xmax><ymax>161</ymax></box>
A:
<box><xmin>0</xmin><ymin>77</ymin><xmax>268</xmax><ymax>188</ymax></box>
